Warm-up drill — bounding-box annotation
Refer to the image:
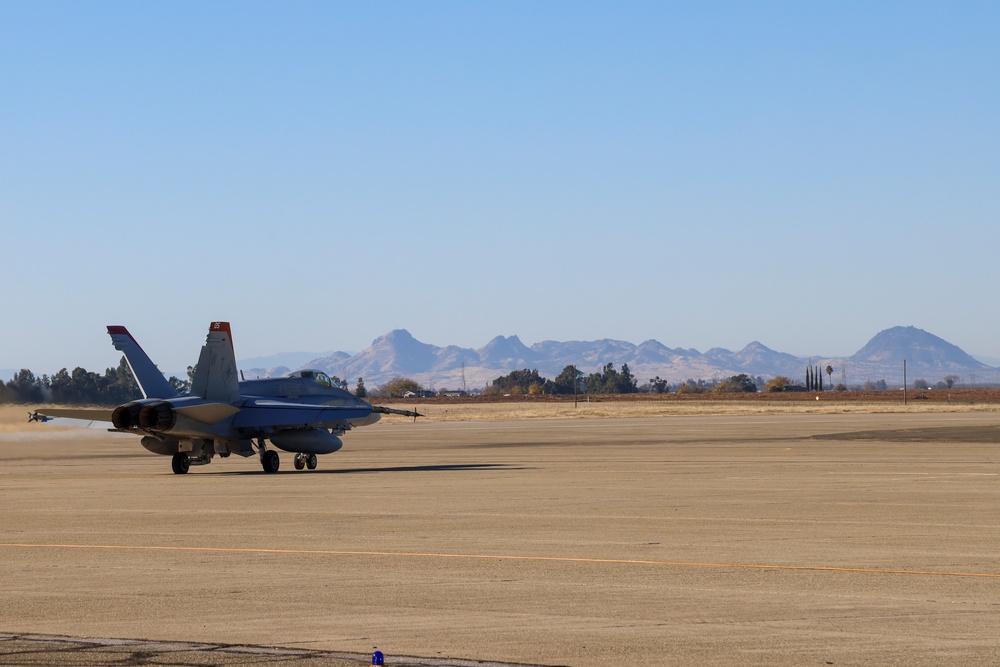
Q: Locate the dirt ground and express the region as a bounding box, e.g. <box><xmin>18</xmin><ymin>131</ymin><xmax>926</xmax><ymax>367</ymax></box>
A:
<box><xmin>2</xmin><ymin>404</ymin><xmax>1000</xmax><ymax>665</ymax></box>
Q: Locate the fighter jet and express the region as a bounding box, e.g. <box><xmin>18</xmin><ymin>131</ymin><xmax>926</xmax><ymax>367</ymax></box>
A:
<box><xmin>29</xmin><ymin>322</ymin><xmax>421</xmax><ymax>474</ymax></box>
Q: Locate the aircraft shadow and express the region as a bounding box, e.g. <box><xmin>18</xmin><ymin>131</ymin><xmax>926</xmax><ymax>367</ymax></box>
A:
<box><xmin>204</xmin><ymin>463</ymin><xmax>527</xmax><ymax>476</ymax></box>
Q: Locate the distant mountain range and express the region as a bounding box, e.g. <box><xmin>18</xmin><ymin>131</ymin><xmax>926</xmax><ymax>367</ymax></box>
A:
<box><xmin>242</xmin><ymin>326</ymin><xmax>1000</xmax><ymax>390</ymax></box>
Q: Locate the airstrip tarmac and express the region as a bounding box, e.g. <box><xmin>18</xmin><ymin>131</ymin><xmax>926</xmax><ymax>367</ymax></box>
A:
<box><xmin>2</xmin><ymin>406</ymin><xmax>1000</xmax><ymax>666</ymax></box>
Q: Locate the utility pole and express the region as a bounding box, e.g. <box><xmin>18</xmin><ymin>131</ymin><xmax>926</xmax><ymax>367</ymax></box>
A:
<box><xmin>573</xmin><ymin>366</ymin><xmax>579</xmax><ymax>408</ymax></box>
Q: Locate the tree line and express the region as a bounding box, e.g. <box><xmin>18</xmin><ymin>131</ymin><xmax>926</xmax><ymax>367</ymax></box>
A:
<box><xmin>2</xmin><ymin>359</ymin><xmax>967</xmax><ymax>405</ymax></box>
<box><xmin>482</xmin><ymin>364</ymin><xmax>640</xmax><ymax>396</ymax></box>
<box><xmin>0</xmin><ymin>359</ymin><xmax>188</xmax><ymax>405</ymax></box>
<box><xmin>480</xmin><ymin>365</ymin><xmax>764</xmax><ymax>396</ymax></box>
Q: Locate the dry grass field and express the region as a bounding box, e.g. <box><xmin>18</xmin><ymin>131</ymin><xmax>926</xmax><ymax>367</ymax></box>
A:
<box><xmin>380</xmin><ymin>388</ymin><xmax>1000</xmax><ymax>421</ymax></box>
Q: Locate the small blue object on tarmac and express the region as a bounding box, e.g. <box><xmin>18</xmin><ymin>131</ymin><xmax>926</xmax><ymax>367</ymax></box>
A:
<box><xmin>372</xmin><ymin>648</ymin><xmax>385</xmax><ymax>665</ymax></box>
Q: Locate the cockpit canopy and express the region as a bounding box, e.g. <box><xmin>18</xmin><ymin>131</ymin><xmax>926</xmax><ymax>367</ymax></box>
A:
<box><xmin>288</xmin><ymin>369</ymin><xmax>335</xmax><ymax>388</ymax></box>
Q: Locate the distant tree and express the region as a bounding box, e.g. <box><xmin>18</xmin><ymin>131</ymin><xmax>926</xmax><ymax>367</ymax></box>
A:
<box><xmin>168</xmin><ymin>375</ymin><xmax>190</xmax><ymax>394</ymax></box>
<box><xmin>826</xmin><ymin>365</ymin><xmax>833</xmax><ymax>389</ymax></box>
<box><xmin>764</xmin><ymin>376</ymin><xmax>792</xmax><ymax>392</ymax></box>
<box><xmin>584</xmin><ymin>364</ymin><xmax>614</xmax><ymax>394</ymax></box>
<box><xmin>677</xmin><ymin>382</ymin><xmax>707</xmax><ymax>394</ymax></box>
<box><xmin>584</xmin><ymin>363</ymin><xmax>638</xmax><ymax>394</ymax></box>
<box><xmin>715</xmin><ymin>374</ymin><xmax>757</xmax><ymax>393</ymax></box>
<box><xmin>648</xmin><ymin>376</ymin><xmax>670</xmax><ymax>394</ymax></box>
<box><xmin>863</xmin><ymin>379</ymin><xmax>888</xmax><ymax>391</ymax></box>
<box><xmin>103</xmin><ymin>357</ymin><xmax>139</xmax><ymax>403</ymax></box>
<box><xmin>551</xmin><ymin>365</ymin><xmax>582</xmax><ymax>395</ymax></box>
<box><xmin>943</xmin><ymin>374</ymin><xmax>960</xmax><ymax>389</ymax></box>
<box><xmin>355</xmin><ymin>377</ymin><xmax>367</xmax><ymax>398</ymax></box>
<box><xmin>7</xmin><ymin>369</ymin><xmax>43</xmax><ymax>403</ymax></box>
<box><xmin>618</xmin><ymin>363</ymin><xmax>638</xmax><ymax>394</ymax></box>
<box><xmin>486</xmin><ymin>369</ymin><xmax>549</xmax><ymax>395</ymax></box>
<box><xmin>48</xmin><ymin>368</ymin><xmax>73</xmax><ymax>402</ymax></box>
<box><xmin>381</xmin><ymin>377</ymin><xmax>422</xmax><ymax>398</ymax></box>
<box><xmin>913</xmin><ymin>378</ymin><xmax>930</xmax><ymax>390</ymax></box>
<box><xmin>70</xmin><ymin>367</ymin><xmax>99</xmax><ymax>400</ymax></box>
<box><xmin>834</xmin><ymin>383</ymin><xmax>848</xmax><ymax>392</ymax></box>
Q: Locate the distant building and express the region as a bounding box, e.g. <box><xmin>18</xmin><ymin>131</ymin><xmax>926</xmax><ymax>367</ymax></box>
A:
<box><xmin>403</xmin><ymin>390</ymin><xmax>435</xmax><ymax>398</ymax></box>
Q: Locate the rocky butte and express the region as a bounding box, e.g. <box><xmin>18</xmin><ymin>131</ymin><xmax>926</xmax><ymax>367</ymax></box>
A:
<box><xmin>241</xmin><ymin>326</ymin><xmax>1000</xmax><ymax>391</ymax></box>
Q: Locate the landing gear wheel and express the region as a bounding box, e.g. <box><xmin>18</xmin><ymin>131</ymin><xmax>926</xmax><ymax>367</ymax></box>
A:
<box><xmin>171</xmin><ymin>453</ymin><xmax>190</xmax><ymax>475</ymax></box>
<box><xmin>261</xmin><ymin>449</ymin><xmax>280</xmax><ymax>474</ymax></box>
<box><xmin>306</xmin><ymin>453</ymin><xmax>318</xmax><ymax>470</ymax></box>
<box><xmin>294</xmin><ymin>455</ymin><xmax>305</xmax><ymax>470</ymax></box>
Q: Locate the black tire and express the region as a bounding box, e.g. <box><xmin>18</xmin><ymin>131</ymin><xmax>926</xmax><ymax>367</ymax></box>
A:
<box><xmin>306</xmin><ymin>453</ymin><xmax>318</xmax><ymax>470</ymax></box>
<box><xmin>261</xmin><ymin>450</ymin><xmax>280</xmax><ymax>474</ymax></box>
<box><xmin>171</xmin><ymin>453</ymin><xmax>190</xmax><ymax>475</ymax></box>
<box><xmin>294</xmin><ymin>456</ymin><xmax>305</xmax><ymax>470</ymax></box>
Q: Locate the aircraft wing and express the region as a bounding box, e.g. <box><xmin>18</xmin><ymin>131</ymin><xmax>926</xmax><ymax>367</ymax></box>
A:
<box><xmin>30</xmin><ymin>408</ymin><xmax>115</xmax><ymax>429</ymax></box>
<box><xmin>232</xmin><ymin>400</ymin><xmax>373</xmax><ymax>431</ymax></box>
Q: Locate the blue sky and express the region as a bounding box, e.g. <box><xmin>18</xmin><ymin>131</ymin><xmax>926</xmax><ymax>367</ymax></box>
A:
<box><xmin>2</xmin><ymin>1</ymin><xmax>998</xmax><ymax>374</ymax></box>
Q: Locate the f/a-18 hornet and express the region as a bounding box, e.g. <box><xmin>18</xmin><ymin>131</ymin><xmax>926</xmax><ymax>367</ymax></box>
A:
<box><xmin>30</xmin><ymin>322</ymin><xmax>421</xmax><ymax>474</ymax></box>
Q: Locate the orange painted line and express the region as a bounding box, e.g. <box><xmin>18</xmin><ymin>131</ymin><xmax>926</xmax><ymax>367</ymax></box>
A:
<box><xmin>0</xmin><ymin>542</ymin><xmax>997</xmax><ymax>579</ymax></box>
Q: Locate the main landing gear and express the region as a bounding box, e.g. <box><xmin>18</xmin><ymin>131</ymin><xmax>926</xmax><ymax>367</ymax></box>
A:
<box><xmin>261</xmin><ymin>449</ymin><xmax>280</xmax><ymax>474</ymax></box>
<box><xmin>256</xmin><ymin>440</ymin><xmax>319</xmax><ymax>473</ymax></box>
<box><xmin>253</xmin><ymin>438</ymin><xmax>280</xmax><ymax>473</ymax></box>
<box><xmin>171</xmin><ymin>452</ymin><xmax>190</xmax><ymax>475</ymax></box>
<box><xmin>293</xmin><ymin>453</ymin><xmax>318</xmax><ymax>471</ymax></box>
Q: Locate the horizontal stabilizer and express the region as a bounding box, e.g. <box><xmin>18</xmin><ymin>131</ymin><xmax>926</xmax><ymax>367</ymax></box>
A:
<box><xmin>32</xmin><ymin>407</ymin><xmax>115</xmax><ymax>422</ymax></box>
<box><xmin>30</xmin><ymin>408</ymin><xmax>114</xmax><ymax>430</ymax></box>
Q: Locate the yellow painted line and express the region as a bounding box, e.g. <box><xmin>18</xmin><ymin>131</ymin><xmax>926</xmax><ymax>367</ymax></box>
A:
<box><xmin>1</xmin><ymin>542</ymin><xmax>998</xmax><ymax>579</ymax></box>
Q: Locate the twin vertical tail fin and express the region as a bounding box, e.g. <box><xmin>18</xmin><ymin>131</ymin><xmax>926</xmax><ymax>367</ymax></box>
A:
<box><xmin>188</xmin><ymin>322</ymin><xmax>241</xmax><ymax>403</ymax></box>
<box><xmin>107</xmin><ymin>326</ymin><xmax>179</xmax><ymax>399</ymax></box>
<box><xmin>108</xmin><ymin>322</ymin><xmax>241</xmax><ymax>403</ymax></box>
